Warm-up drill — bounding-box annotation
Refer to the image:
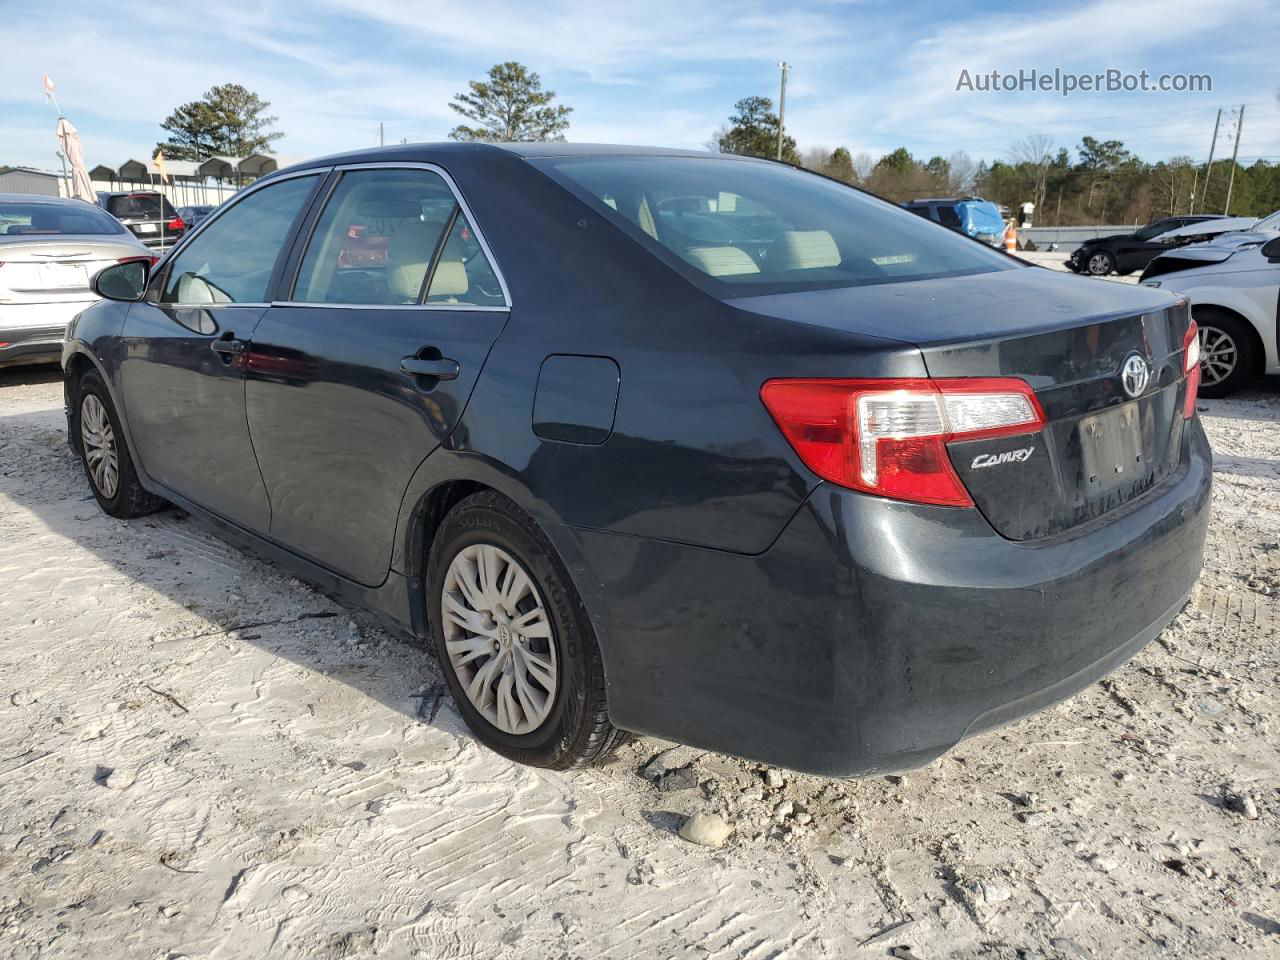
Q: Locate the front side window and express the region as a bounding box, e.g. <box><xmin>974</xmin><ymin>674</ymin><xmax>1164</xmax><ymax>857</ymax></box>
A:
<box><xmin>536</xmin><ymin>156</ymin><xmax>1018</xmax><ymax>295</ymax></box>
<box><xmin>1133</xmin><ymin>220</ymin><xmax>1175</xmax><ymax>241</ymax></box>
<box><xmin>161</xmin><ymin>175</ymin><xmax>319</xmax><ymax>305</ymax></box>
<box><xmin>292</xmin><ymin>168</ymin><xmax>506</xmax><ymax>307</ymax></box>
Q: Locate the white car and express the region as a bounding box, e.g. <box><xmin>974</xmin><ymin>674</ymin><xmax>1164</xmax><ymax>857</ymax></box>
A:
<box><xmin>0</xmin><ymin>194</ymin><xmax>153</xmax><ymax>369</ymax></box>
<box><xmin>1141</xmin><ymin>232</ymin><xmax>1280</xmax><ymax>396</ymax></box>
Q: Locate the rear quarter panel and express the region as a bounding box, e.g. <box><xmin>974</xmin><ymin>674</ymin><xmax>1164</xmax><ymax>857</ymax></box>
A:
<box><xmin>392</xmin><ymin>149</ymin><xmax>924</xmax><ymax>560</ymax></box>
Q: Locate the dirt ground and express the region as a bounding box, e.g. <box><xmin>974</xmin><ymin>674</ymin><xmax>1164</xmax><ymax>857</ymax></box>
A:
<box><xmin>1</xmin><ymin>363</ymin><xmax>1277</xmax><ymax>960</ymax></box>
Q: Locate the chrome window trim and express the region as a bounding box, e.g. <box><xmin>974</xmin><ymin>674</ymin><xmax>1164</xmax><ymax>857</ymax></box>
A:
<box><xmin>269</xmin><ymin>301</ymin><xmax>510</xmax><ymax>313</ymax></box>
<box><xmin>285</xmin><ymin>160</ymin><xmax>513</xmax><ymax>309</ymax></box>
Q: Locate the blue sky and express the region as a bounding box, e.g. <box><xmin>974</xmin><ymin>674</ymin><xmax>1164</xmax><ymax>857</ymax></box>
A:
<box><xmin>2</xmin><ymin>0</ymin><xmax>1277</xmax><ymax>173</ymax></box>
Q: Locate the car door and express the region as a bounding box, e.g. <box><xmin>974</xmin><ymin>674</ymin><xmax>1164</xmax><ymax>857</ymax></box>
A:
<box><xmin>244</xmin><ymin>164</ymin><xmax>510</xmax><ymax>587</ymax></box>
<box><xmin>118</xmin><ymin>171</ymin><xmax>326</xmax><ymax>532</ymax></box>
<box><xmin>1117</xmin><ymin>218</ymin><xmax>1182</xmax><ymax>272</ymax></box>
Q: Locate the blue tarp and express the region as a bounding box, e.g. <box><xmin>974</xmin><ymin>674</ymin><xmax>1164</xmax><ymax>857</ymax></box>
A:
<box><xmin>957</xmin><ymin>200</ymin><xmax>1005</xmax><ymax>240</ymax></box>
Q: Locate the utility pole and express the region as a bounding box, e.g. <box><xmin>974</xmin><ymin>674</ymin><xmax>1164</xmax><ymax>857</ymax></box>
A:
<box><xmin>1223</xmin><ymin>104</ymin><xmax>1245</xmax><ymax>214</ymax></box>
<box><xmin>379</xmin><ymin>122</ymin><xmax>385</xmax><ymax>147</ymax></box>
<box><xmin>1195</xmin><ymin>108</ymin><xmax>1221</xmax><ymax>214</ymax></box>
<box><xmin>776</xmin><ymin>62</ymin><xmax>790</xmax><ymax>162</ymax></box>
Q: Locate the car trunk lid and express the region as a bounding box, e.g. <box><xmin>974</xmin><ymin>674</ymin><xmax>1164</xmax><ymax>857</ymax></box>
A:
<box><xmin>732</xmin><ymin>267</ymin><xmax>1195</xmax><ymax>540</ymax></box>
<box><xmin>0</xmin><ymin>239</ymin><xmax>141</xmax><ymax>304</ymax></box>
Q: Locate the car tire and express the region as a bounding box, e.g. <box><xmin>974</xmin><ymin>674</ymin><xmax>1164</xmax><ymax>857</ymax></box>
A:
<box><xmin>72</xmin><ymin>370</ymin><xmax>165</xmax><ymax>519</ymax></box>
<box><xmin>426</xmin><ymin>490</ymin><xmax>627</xmax><ymax>769</ymax></box>
<box><xmin>1085</xmin><ymin>250</ymin><xmax>1115</xmax><ymax>276</ymax></box>
<box><xmin>1194</xmin><ymin>308</ymin><xmax>1257</xmax><ymax>399</ymax></box>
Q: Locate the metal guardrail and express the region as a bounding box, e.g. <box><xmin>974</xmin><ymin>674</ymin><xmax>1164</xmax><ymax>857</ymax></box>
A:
<box><xmin>1017</xmin><ymin>226</ymin><xmax>1134</xmax><ymax>252</ymax></box>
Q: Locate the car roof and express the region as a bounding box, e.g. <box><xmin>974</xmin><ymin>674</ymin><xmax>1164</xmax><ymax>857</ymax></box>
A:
<box><xmin>274</xmin><ymin>141</ymin><xmax>767</xmax><ymax>177</ymax></box>
<box><xmin>0</xmin><ymin>193</ymin><xmax>96</xmax><ymax>206</ymax></box>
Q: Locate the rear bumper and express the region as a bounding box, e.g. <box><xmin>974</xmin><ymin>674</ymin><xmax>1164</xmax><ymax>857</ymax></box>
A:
<box><xmin>551</xmin><ymin>418</ymin><xmax>1212</xmax><ymax>776</ymax></box>
<box><xmin>0</xmin><ymin>301</ymin><xmax>88</xmax><ymax>366</ymax></box>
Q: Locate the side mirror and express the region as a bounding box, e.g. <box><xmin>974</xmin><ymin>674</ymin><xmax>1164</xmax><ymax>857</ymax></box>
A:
<box><xmin>91</xmin><ymin>259</ymin><xmax>150</xmax><ymax>302</ymax></box>
<box><xmin>1261</xmin><ymin>236</ymin><xmax>1280</xmax><ymax>262</ymax></box>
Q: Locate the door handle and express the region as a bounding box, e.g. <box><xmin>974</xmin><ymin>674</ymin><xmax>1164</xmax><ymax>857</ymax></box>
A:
<box><xmin>210</xmin><ymin>337</ymin><xmax>245</xmax><ymax>357</ymax></box>
<box><xmin>401</xmin><ymin>356</ymin><xmax>460</xmax><ymax>380</ymax></box>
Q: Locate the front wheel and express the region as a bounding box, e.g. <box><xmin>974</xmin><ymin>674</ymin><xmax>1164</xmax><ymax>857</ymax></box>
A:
<box><xmin>426</xmin><ymin>490</ymin><xmax>626</xmax><ymax>769</ymax></box>
<box><xmin>1194</xmin><ymin>309</ymin><xmax>1257</xmax><ymax>399</ymax></box>
<box><xmin>1085</xmin><ymin>250</ymin><xmax>1115</xmax><ymax>276</ymax></box>
<box><xmin>72</xmin><ymin>370</ymin><xmax>164</xmax><ymax>518</ymax></box>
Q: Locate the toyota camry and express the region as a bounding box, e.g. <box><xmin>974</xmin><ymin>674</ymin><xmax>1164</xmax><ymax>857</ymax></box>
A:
<box><xmin>63</xmin><ymin>143</ymin><xmax>1211</xmax><ymax>775</ymax></box>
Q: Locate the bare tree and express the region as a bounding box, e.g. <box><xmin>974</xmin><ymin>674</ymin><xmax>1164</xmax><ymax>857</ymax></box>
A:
<box><xmin>1007</xmin><ymin>134</ymin><xmax>1055</xmax><ymax>211</ymax></box>
<box><xmin>946</xmin><ymin>151</ymin><xmax>977</xmax><ymax>194</ymax></box>
<box><xmin>851</xmin><ymin>151</ymin><xmax>876</xmax><ymax>181</ymax></box>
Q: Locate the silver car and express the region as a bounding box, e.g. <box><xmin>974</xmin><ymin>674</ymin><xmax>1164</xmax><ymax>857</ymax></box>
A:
<box><xmin>1</xmin><ymin>194</ymin><xmax>153</xmax><ymax>368</ymax></box>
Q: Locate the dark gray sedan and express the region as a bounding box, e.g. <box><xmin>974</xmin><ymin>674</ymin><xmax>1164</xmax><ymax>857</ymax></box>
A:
<box><xmin>62</xmin><ymin>144</ymin><xmax>1211</xmax><ymax>775</ymax></box>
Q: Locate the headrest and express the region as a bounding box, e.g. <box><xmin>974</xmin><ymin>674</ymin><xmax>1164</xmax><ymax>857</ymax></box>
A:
<box><xmin>773</xmin><ymin>230</ymin><xmax>841</xmax><ymax>271</ymax></box>
<box><xmin>428</xmin><ymin>260</ymin><xmax>469</xmax><ymax>297</ymax></box>
<box><xmin>683</xmin><ymin>246</ymin><xmax>760</xmax><ymax>277</ymax></box>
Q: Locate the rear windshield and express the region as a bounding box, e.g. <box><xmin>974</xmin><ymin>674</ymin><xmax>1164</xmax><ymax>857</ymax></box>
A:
<box><xmin>0</xmin><ymin>201</ymin><xmax>127</xmax><ymax>237</ymax></box>
<box><xmin>106</xmin><ymin>194</ymin><xmax>177</xmax><ymax>220</ymax></box>
<box><xmin>534</xmin><ymin>156</ymin><xmax>1019</xmax><ymax>296</ymax></box>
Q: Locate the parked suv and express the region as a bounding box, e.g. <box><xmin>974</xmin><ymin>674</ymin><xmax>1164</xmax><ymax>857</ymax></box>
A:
<box><xmin>903</xmin><ymin>197</ymin><xmax>1006</xmax><ymax>247</ymax></box>
<box><xmin>65</xmin><ymin>144</ymin><xmax>1210</xmax><ymax>776</ymax></box>
<box><xmin>96</xmin><ymin>191</ymin><xmax>186</xmax><ymax>250</ymax></box>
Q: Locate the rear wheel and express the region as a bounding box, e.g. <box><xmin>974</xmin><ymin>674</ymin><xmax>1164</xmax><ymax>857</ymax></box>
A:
<box><xmin>426</xmin><ymin>490</ymin><xmax>626</xmax><ymax>769</ymax></box>
<box><xmin>1085</xmin><ymin>250</ymin><xmax>1115</xmax><ymax>276</ymax></box>
<box><xmin>1194</xmin><ymin>308</ymin><xmax>1257</xmax><ymax>399</ymax></box>
<box><xmin>73</xmin><ymin>370</ymin><xmax>164</xmax><ymax>518</ymax></box>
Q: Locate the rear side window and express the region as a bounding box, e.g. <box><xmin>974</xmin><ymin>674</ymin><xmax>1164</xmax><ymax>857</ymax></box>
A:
<box><xmin>0</xmin><ymin>202</ymin><xmax>126</xmax><ymax>236</ymax></box>
<box><xmin>161</xmin><ymin>174</ymin><xmax>319</xmax><ymax>305</ymax></box>
<box><xmin>293</xmin><ymin>167</ymin><xmax>506</xmax><ymax>307</ymax></box>
<box><xmin>936</xmin><ymin>204</ymin><xmax>962</xmax><ymax>228</ymax></box>
<box><xmin>537</xmin><ymin>156</ymin><xmax>1017</xmax><ymax>295</ymax></box>
<box><xmin>426</xmin><ymin>212</ymin><xmax>506</xmax><ymax>306</ymax></box>
<box><xmin>106</xmin><ymin>194</ymin><xmax>177</xmax><ymax>220</ymax></box>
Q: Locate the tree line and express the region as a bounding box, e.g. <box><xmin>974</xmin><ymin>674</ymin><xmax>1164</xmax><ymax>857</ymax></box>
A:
<box><xmin>152</xmin><ymin>69</ymin><xmax>1279</xmax><ymax>225</ymax></box>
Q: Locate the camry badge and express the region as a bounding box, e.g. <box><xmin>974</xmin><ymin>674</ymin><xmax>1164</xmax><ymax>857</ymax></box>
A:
<box><xmin>1121</xmin><ymin>353</ymin><xmax>1150</xmax><ymax>398</ymax></box>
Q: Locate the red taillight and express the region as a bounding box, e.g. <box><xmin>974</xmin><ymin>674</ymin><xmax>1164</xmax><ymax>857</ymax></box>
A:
<box><xmin>166</xmin><ymin>217</ymin><xmax>185</xmax><ymax>231</ymax></box>
<box><xmin>760</xmin><ymin>377</ymin><xmax>1046</xmax><ymax>507</ymax></box>
<box><xmin>117</xmin><ymin>255</ymin><xmax>160</xmax><ymax>267</ymax></box>
<box><xmin>1182</xmin><ymin>319</ymin><xmax>1200</xmax><ymax>419</ymax></box>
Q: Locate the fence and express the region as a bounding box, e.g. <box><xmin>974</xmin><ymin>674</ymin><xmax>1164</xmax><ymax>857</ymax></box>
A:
<box><xmin>73</xmin><ymin>177</ymin><xmax>242</xmax><ymax>207</ymax></box>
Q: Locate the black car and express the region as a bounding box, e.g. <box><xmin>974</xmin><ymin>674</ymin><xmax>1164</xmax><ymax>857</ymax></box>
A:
<box><xmin>1067</xmin><ymin>215</ymin><xmax>1226</xmax><ymax>276</ymax></box>
<box><xmin>64</xmin><ymin>144</ymin><xmax>1211</xmax><ymax>776</ymax></box>
<box><xmin>96</xmin><ymin>191</ymin><xmax>187</xmax><ymax>250</ymax></box>
<box><xmin>176</xmin><ymin>204</ymin><xmax>217</xmax><ymax>229</ymax></box>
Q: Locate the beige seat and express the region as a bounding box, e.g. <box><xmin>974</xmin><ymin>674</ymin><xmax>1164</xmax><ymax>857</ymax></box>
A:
<box><xmin>683</xmin><ymin>246</ymin><xmax>760</xmax><ymax>277</ymax></box>
<box><xmin>426</xmin><ymin>258</ymin><xmax>469</xmax><ymax>301</ymax></box>
<box><xmin>773</xmin><ymin>230</ymin><xmax>841</xmax><ymax>271</ymax></box>
<box><xmin>386</xmin><ymin>220</ymin><xmax>442</xmax><ymax>302</ymax></box>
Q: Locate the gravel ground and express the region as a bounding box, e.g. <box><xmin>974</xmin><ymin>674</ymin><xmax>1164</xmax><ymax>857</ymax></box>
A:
<box><xmin>1</xmin><ymin>363</ymin><xmax>1277</xmax><ymax>960</ymax></box>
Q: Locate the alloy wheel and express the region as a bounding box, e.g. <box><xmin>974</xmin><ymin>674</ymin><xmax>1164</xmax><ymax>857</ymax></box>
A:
<box><xmin>1087</xmin><ymin>253</ymin><xmax>1112</xmax><ymax>275</ymax></box>
<box><xmin>80</xmin><ymin>394</ymin><xmax>119</xmax><ymax>499</ymax></box>
<box><xmin>1198</xmin><ymin>325</ymin><xmax>1237</xmax><ymax>387</ymax></box>
<box><xmin>441</xmin><ymin>543</ymin><xmax>557</xmax><ymax>735</ymax></box>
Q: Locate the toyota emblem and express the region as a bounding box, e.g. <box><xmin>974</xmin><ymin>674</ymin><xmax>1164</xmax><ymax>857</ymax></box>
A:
<box><xmin>1121</xmin><ymin>353</ymin><xmax>1150</xmax><ymax>398</ymax></box>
